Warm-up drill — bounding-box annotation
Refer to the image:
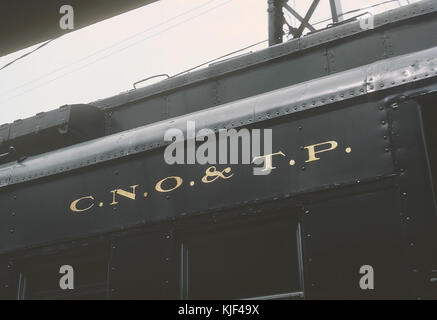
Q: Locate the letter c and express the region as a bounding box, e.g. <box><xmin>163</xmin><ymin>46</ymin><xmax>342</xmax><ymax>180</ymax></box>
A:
<box><xmin>70</xmin><ymin>196</ymin><xmax>95</xmax><ymax>213</ymax></box>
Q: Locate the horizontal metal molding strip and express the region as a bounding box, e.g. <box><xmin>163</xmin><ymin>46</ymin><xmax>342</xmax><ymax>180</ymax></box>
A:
<box><xmin>0</xmin><ymin>46</ymin><xmax>436</xmax><ymax>187</ymax></box>
<box><xmin>91</xmin><ymin>0</ymin><xmax>437</xmax><ymax>109</ymax></box>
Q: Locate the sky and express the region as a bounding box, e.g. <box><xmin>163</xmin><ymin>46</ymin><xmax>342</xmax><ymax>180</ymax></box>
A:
<box><xmin>0</xmin><ymin>0</ymin><xmax>421</xmax><ymax>124</ymax></box>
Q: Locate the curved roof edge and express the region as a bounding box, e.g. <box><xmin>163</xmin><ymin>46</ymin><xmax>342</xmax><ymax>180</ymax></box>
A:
<box><xmin>91</xmin><ymin>0</ymin><xmax>437</xmax><ymax>110</ymax></box>
<box><xmin>0</xmin><ymin>45</ymin><xmax>436</xmax><ymax>188</ymax></box>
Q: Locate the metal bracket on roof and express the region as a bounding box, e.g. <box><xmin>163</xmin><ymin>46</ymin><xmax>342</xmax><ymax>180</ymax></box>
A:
<box><xmin>268</xmin><ymin>0</ymin><xmax>320</xmax><ymax>45</ymax></box>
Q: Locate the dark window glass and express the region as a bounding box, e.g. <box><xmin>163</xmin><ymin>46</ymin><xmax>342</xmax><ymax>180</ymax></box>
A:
<box><xmin>183</xmin><ymin>212</ymin><xmax>301</xmax><ymax>299</ymax></box>
<box><xmin>20</xmin><ymin>243</ymin><xmax>109</xmax><ymax>300</ymax></box>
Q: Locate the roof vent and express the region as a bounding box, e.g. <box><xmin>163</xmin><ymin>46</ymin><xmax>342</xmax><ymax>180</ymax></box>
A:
<box><xmin>0</xmin><ymin>104</ymin><xmax>105</xmax><ymax>164</ymax></box>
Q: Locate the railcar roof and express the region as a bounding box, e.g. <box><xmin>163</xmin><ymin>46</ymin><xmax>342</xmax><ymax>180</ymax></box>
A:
<box><xmin>0</xmin><ymin>45</ymin><xmax>436</xmax><ymax>188</ymax></box>
<box><xmin>91</xmin><ymin>0</ymin><xmax>437</xmax><ymax>111</ymax></box>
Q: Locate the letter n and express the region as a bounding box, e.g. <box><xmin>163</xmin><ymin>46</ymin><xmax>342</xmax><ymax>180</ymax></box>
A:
<box><xmin>110</xmin><ymin>185</ymin><xmax>139</xmax><ymax>205</ymax></box>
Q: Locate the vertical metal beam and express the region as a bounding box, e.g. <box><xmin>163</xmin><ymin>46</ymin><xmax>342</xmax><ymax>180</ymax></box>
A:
<box><xmin>268</xmin><ymin>0</ymin><xmax>283</xmax><ymax>46</ymax></box>
<box><xmin>329</xmin><ymin>0</ymin><xmax>344</xmax><ymax>23</ymax></box>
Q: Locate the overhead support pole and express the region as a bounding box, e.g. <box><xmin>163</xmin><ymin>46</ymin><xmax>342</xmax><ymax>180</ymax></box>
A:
<box><xmin>329</xmin><ymin>0</ymin><xmax>344</xmax><ymax>24</ymax></box>
<box><xmin>268</xmin><ymin>0</ymin><xmax>321</xmax><ymax>45</ymax></box>
<box><xmin>268</xmin><ymin>0</ymin><xmax>284</xmax><ymax>46</ymax></box>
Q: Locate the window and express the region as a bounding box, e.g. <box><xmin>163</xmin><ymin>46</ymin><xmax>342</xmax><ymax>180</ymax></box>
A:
<box><xmin>17</xmin><ymin>242</ymin><xmax>109</xmax><ymax>300</ymax></box>
<box><xmin>180</xmin><ymin>211</ymin><xmax>303</xmax><ymax>300</ymax></box>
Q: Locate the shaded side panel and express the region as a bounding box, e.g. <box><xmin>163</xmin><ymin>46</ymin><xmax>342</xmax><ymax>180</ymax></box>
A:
<box><xmin>301</xmin><ymin>187</ymin><xmax>408</xmax><ymax>299</ymax></box>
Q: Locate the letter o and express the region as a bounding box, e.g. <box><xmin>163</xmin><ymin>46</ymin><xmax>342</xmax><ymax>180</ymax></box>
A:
<box><xmin>70</xmin><ymin>196</ymin><xmax>95</xmax><ymax>212</ymax></box>
<box><xmin>155</xmin><ymin>176</ymin><xmax>183</xmax><ymax>193</ymax></box>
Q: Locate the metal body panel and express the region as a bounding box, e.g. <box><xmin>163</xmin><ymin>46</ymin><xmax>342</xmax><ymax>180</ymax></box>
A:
<box><xmin>108</xmin><ymin>229</ymin><xmax>178</xmax><ymax>299</ymax></box>
<box><xmin>387</xmin><ymin>99</ymin><xmax>437</xmax><ymax>298</ymax></box>
<box><xmin>90</xmin><ymin>0</ymin><xmax>437</xmax><ymax>134</ymax></box>
<box><xmin>215</xmin><ymin>49</ymin><xmax>328</xmax><ymax>105</ymax></box>
<box><xmin>0</xmin><ymin>46</ymin><xmax>435</xmax><ymax>188</ymax></box>
<box><xmin>0</xmin><ymin>98</ymin><xmax>393</xmax><ymax>253</ymax></box>
<box><xmin>1</xmin><ymin>1</ymin><xmax>437</xmax><ymax>300</ymax></box>
<box><xmin>301</xmin><ymin>187</ymin><xmax>407</xmax><ymax>299</ymax></box>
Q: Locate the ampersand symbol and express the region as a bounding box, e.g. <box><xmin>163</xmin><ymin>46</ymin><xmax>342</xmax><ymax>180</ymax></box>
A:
<box><xmin>201</xmin><ymin>166</ymin><xmax>234</xmax><ymax>184</ymax></box>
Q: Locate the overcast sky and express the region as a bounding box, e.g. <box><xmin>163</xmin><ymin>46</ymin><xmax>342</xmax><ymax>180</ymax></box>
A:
<box><xmin>0</xmin><ymin>0</ymin><xmax>419</xmax><ymax>124</ymax></box>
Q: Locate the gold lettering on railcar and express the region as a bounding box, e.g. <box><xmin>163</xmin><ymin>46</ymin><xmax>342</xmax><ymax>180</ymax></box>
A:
<box><xmin>70</xmin><ymin>196</ymin><xmax>95</xmax><ymax>212</ymax></box>
<box><xmin>155</xmin><ymin>176</ymin><xmax>183</xmax><ymax>193</ymax></box>
<box><xmin>305</xmin><ymin>141</ymin><xmax>338</xmax><ymax>163</ymax></box>
<box><xmin>68</xmin><ymin>139</ymin><xmax>352</xmax><ymax>213</ymax></box>
<box><xmin>110</xmin><ymin>185</ymin><xmax>139</xmax><ymax>205</ymax></box>
<box><xmin>251</xmin><ymin>151</ymin><xmax>286</xmax><ymax>173</ymax></box>
<box><xmin>201</xmin><ymin>166</ymin><xmax>233</xmax><ymax>184</ymax></box>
